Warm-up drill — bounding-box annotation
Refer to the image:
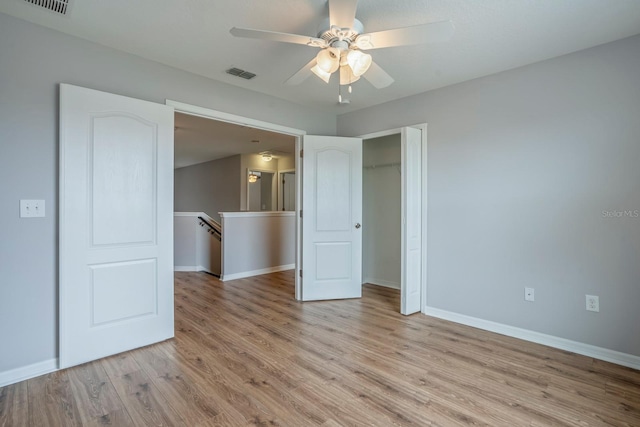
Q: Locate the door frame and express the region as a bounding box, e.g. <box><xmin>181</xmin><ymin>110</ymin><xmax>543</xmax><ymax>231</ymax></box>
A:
<box><xmin>358</xmin><ymin>124</ymin><xmax>428</xmax><ymax>313</ymax></box>
<box><xmin>166</xmin><ymin>100</ymin><xmax>306</xmax><ymax>299</ymax></box>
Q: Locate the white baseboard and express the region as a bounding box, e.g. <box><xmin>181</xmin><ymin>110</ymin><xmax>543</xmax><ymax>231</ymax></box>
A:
<box><xmin>198</xmin><ymin>267</ymin><xmax>216</xmax><ymax>275</ymax></box>
<box><xmin>174</xmin><ymin>265</ymin><xmax>199</xmax><ymax>272</ymax></box>
<box><xmin>363</xmin><ymin>278</ymin><xmax>400</xmax><ymax>290</ymax></box>
<box><xmin>175</xmin><ymin>265</ymin><xmax>219</xmax><ymax>275</ymax></box>
<box><xmin>0</xmin><ymin>358</ymin><xmax>59</xmax><ymax>387</ymax></box>
<box><xmin>221</xmin><ymin>264</ymin><xmax>295</xmax><ymax>281</ymax></box>
<box><xmin>423</xmin><ymin>307</ymin><xmax>640</xmax><ymax>370</ymax></box>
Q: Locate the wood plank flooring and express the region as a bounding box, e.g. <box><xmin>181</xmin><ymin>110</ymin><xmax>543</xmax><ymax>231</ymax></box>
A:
<box><xmin>1</xmin><ymin>271</ymin><xmax>639</xmax><ymax>426</ymax></box>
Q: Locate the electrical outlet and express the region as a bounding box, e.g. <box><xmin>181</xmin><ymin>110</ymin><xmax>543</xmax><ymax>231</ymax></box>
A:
<box><xmin>20</xmin><ymin>200</ymin><xmax>45</xmax><ymax>218</ymax></box>
<box><xmin>586</xmin><ymin>295</ymin><xmax>599</xmax><ymax>312</ymax></box>
<box><xmin>524</xmin><ymin>287</ymin><xmax>535</xmax><ymax>302</ymax></box>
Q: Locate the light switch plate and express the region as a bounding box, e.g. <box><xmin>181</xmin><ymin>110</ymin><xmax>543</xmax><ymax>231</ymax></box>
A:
<box><xmin>20</xmin><ymin>200</ymin><xmax>45</xmax><ymax>218</ymax></box>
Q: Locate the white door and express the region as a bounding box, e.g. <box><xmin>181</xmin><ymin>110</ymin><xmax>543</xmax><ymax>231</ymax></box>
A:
<box><xmin>59</xmin><ymin>84</ymin><xmax>174</xmax><ymax>369</ymax></box>
<box><xmin>401</xmin><ymin>127</ymin><xmax>423</xmax><ymax>315</ymax></box>
<box><xmin>301</xmin><ymin>136</ymin><xmax>362</xmax><ymax>301</ymax></box>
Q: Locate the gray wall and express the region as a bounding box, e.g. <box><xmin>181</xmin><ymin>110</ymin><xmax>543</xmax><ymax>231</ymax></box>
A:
<box><xmin>0</xmin><ymin>12</ymin><xmax>335</xmax><ymax>374</ymax></box>
<box><xmin>173</xmin><ymin>214</ymin><xmax>221</xmax><ymax>274</ymax></box>
<box><xmin>173</xmin><ymin>216</ymin><xmax>197</xmax><ymax>267</ymax></box>
<box><xmin>363</xmin><ymin>135</ymin><xmax>402</xmax><ymax>289</ymax></box>
<box><xmin>221</xmin><ymin>213</ymin><xmax>295</xmax><ymax>278</ymax></box>
<box><xmin>339</xmin><ymin>35</ymin><xmax>640</xmax><ymax>357</ymax></box>
<box><xmin>174</xmin><ymin>155</ymin><xmax>241</xmax><ymax>222</ymax></box>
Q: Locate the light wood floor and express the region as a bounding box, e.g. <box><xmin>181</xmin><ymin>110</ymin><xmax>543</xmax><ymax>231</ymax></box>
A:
<box><xmin>1</xmin><ymin>272</ymin><xmax>639</xmax><ymax>426</ymax></box>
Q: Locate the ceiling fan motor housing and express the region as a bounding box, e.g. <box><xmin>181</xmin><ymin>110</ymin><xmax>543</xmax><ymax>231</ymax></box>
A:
<box><xmin>317</xmin><ymin>17</ymin><xmax>364</xmax><ymax>50</ymax></box>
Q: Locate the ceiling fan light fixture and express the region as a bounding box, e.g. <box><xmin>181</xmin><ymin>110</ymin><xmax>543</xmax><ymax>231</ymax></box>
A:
<box><xmin>315</xmin><ymin>48</ymin><xmax>340</xmax><ymax>73</ymax></box>
<box><xmin>231</xmin><ymin>3</ymin><xmax>455</xmax><ymax>94</ymax></box>
<box><xmin>339</xmin><ymin>65</ymin><xmax>360</xmax><ymax>85</ymax></box>
<box><xmin>347</xmin><ymin>50</ymin><xmax>372</xmax><ymax>77</ymax></box>
<box><xmin>311</xmin><ymin>64</ymin><xmax>332</xmax><ymax>83</ymax></box>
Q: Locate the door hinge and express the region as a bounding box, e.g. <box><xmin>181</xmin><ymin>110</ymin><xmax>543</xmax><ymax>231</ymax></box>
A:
<box><xmin>299</xmin><ymin>210</ymin><xmax>302</xmax><ymax>218</ymax></box>
<box><xmin>299</xmin><ymin>150</ymin><xmax>303</xmax><ymax>158</ymax></box>
<box><xmin>299</xmin><ymin>269</ymin><xmax>302</xmax><ymax>278</ymax></box>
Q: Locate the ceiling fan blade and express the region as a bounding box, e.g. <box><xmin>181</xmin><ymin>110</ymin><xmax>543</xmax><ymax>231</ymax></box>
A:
<box><xmin>328</xmin><ymin>0</ymin><xmax>358</xmax><ymax>28</ymax></box>
<box><xmin>363</xmin><ymin>61</ymin><xmax>394</xmax><ymax>89</ymax></box>
<box><xmin>355</xmin><ymin>20</ymin><xmax>454</xmax><ymax>50</ymax></box>
<box><xmin>230</xmin><ymin>27</ymin><xmax>328</xmax><ymax>48</ymax></box>
<box><xmin>284</xmin><ymin>58</ymin><xmax>317</xmax><ymax>85</ymax></box>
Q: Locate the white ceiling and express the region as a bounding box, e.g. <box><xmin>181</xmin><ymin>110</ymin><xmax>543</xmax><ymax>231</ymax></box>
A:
<box><xmin>174</xmin><ymin>113</ymin><xmax>295</xmax><ymax>169</ymax></box>
<box><xmin>2</xmin><ymin>0</ymin><xmax>640</xmax><ymax>113</ymax></box>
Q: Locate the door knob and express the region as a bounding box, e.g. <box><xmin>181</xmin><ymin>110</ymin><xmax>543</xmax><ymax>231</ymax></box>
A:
<box><xmin>355</xmin><ymin>223</ymin><xmax>361</xmax><ymax>229</ymax></box>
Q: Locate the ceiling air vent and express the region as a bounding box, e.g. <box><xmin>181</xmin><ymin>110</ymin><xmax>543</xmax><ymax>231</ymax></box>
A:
<box><xmin>226</xmin><ymin>67</ymin><xmax>256</xmax><ymax>80</ymax></box>
<box><xmin>22</xmin><ymin>0</ymin><xmax>71</xmax><ymax>15</ymax></box>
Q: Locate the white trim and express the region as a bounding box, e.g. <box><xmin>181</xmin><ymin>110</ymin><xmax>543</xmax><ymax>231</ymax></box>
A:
<box><xmin>174</xmin><ymin>211</ymin><xmax>209</xmax><ymax>218</ymax></box>
<box><xmin>58</xmin><ymin>84</ymin><xmax>69</xmax><ymax>370</ymax></box>
<box><xmin>357</xmin><ymin>123</ymin><xmax>429</xmax><ymax>140</ymax></box>
<box><xmin>175</xmin><ymin>266</ymin><xmax>218</xmax><ymax>276</ymax></box>
<box><xmin>198</xmin><ymin>266</ymin><xmax>215</xmax><ymax>275</ymax></box>
<box><xmin>423</xmin><ymin>307</ymin><xmax>640</xmax><ymax>370</ymax></box>
<box><xmin>358</xmin><ymin>128</ymin><xmax>402</xmax><ymax>140</ymax></box>
<box><xmin>219</xmin><ymin>211</ymin><xmax>295</xmax><ymax>218</ymax></box>
<box><xmin>174</xmin><ymin>266</ymin><xmax>199</xmax><ymax>272</ymax></box>
<box><xmin>220</xmin><ymin>216</ymin><xmax>226</xmax><ymax>279</ymax></box>
<box><xmin>221</xmin><ymin>264</ymin><xmax>295</xmax><ymax>281</ymax></box>
<box><xmin>294</xmin><ymin>138</ymin><xmax>301</xmax><ymax>300</ymax></box>
<box><xmin>0</xmin><ymin>358</ymin><xmax>58</xmax><ymax>388</ymax></box>
<box><xmin>364</xmin><ymin>278</ymin><xmax>400</xmax><ymax>290</ymax></box>
<box><xmin>416</xmin><ymin>124</ymin><xmax>428</xmax><ymax>313</ymax></box>
<box><xmin>166</xmin><ymin>100</ymin><xmax>306</xmax><ymax>137</ymax></box>
<box><xmin>173</xmin><ymin>211</ymin><xmax>207</xmax><ymax>217</ymax></box>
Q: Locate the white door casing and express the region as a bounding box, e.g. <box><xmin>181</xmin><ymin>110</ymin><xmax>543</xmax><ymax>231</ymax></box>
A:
<box><xmin>301</xmin><ymin>136</ymin><xmax>363</xmax><ymax>301</ymax></box>
<box><xmin>401</xmin><ymin>127</ymin><xmax>423</xmax><ymax>315</ymax></box>
<box><xmin>59</xmin><ymin>84</ymin><xmax>174</xmax><ymax>368</ymax></box>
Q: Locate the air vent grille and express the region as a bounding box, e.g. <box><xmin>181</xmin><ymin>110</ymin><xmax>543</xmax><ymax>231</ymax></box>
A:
<box><xmin>23</xmin><ymin>0</ymin><xmax>71</xmax><ymax>15</ymax></box>
<box><xmin>226</xmin><ymin>67</ymin><xmax>256</xmax><ymax>80</ymax></box>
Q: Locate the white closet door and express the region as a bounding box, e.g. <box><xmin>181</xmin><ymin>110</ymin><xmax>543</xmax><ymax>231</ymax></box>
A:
<box><xmin>401</xmin><ymin>127</ymin><xmax>423</xmax><ymax>315</ymax></box>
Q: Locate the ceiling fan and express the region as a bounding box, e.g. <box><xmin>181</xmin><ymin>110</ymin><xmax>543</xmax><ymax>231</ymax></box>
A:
<box><xmin>230</xmin><ymin>0</ymin><xmax>454</xmax><ymax>94</ymax></box>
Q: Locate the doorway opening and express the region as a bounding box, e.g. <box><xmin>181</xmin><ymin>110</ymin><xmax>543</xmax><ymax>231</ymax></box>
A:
<box><xmin>359</xmin><ymin>125</ymin><xmax>427</xmax><ymax>315</ymax></box>
<box><xmin>248</xmin><ymin>170</ymin><xmax>275</xmax><ymax>211</ymax></box>
<box><xmin>362</xmin><ymin>133</ymin><xmax>402</xmax><ymax>311</ymax></box>
<box><xmin>278</xmin><ymin>170</ymin><xmax>296</xmax><ymax>211</ymax></box>
<box><xmin>171</xmin><ymin>106</ymin><xmax>300</xmax><ymax>285</ymax></box>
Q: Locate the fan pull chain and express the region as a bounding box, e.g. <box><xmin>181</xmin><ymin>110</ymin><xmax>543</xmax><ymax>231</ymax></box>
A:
<box><xmin>338</xmin><ymin>83</ymin><xmax>353</xmax><ymax>104</ymax></box>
